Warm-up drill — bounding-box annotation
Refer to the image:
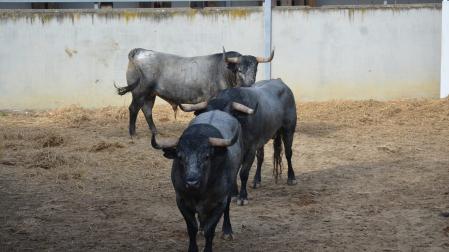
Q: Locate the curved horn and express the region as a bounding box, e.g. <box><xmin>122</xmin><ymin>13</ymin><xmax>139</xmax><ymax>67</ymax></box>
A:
<box><xmin>208</xmin><ymin>129</ymin><xmax>239</xmax><ymax>147</ymax></box>
<box><xmin>179</xmin><ymin>101</ymin><xmax>208</xmax><ymax>112</ymax></box>
<box><xmin>223</xmin><ymin>46</ymin><xmax>241</xmax><ymax>64</ymax></box>
<box><xmin>232</xmin><ymin>102</ymin><xmax>254</xmax><ymax>114</ymax></box>
<box><xmin>256</xmin><ymin>48</ymin><xmax>275</xmax><ymax>63</ymax></box>
<box><xmin>208</xmin><ymin>137</ymin><xmax>233</xmax><ymax>147</ymax></box>
<box><xmin>151</xmin><ymin>134</ymin><xmax>179</xmax><ymax>149</ymax></box>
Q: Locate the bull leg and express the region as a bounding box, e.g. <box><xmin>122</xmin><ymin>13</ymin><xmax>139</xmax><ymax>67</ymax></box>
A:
<box><xmin>230</xmin><ymin>179</ymin><xmax>239</xmax><ymax>202</ymax></box>
<box><xmin>128</xmin><ymin>95</ymin><xmax>145</xmax><ymax>136</ymax></box>
<box><xmin>252</xmin><ymin>146</ymin><xmax>264</xmax><ymax>189</ymax></box>
<box><xmin>141</xmin><ymin>95</ymin><xmax>157</xmax><ymax>135</ymax></box>
<box><xmin>176</xmin><ymin>197</ymin><xmax>198</xmax><ymax>252</ymax></box>
<box><xmin>282</xmin><ymin>129</ymin><xmax>297</xmax><ymax>185</ymax></box>
<box><xmin>237</xmin><ymin>150</ymin><xmax>257</xmax><ymax>206</ymax></box>
<box><xmin>221</xmin><ymin>194</ymin><xmax>233</xmax><ymax>240</ymax></box>
<box><xmin>202</xmin><ymin>203</ymin><xmax>226</xmax><ymax>252</ymax></box>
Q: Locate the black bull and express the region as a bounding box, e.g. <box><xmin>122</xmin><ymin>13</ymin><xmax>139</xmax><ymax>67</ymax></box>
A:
<box><xmin>181</xmin><ymin>78</ymin><xmax>298</xmax><ymax>205</ymax></box>
<box><xmin>152</xmin><ymin>110</ymin><xmax>243</xmax><ymax>252</ymax></box>
<box><xmin>114</xmin><ymin>48</ymin><xmax>274</xmax><ymax>136</ymax></box>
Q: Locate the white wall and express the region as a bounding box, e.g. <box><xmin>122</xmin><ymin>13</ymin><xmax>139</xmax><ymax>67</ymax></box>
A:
<box><xmin>272</xmin><ymin>6</ymin><xmax>442</xmax><ymax>100</ymax></box>
<box><xmin>0</xmin><ymin>5</ymin><xmax>442</xmax><ymax>109</ymax></box>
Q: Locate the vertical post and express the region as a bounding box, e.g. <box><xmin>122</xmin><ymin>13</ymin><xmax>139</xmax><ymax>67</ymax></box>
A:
<box><xmin>441</xmin><ymin>0</ymin><xmax>449</xmax><ymax>98</ymax></box>
<box><xmin>264</xmin><ymin>0</ymin><xmax>272</xmax><ymax>80</ymax></box>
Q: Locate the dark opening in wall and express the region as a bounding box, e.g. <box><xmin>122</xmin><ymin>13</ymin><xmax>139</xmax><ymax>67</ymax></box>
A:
<box><xmin>139</xmin><ymin>2</ymin><xmax>172</xmax><ymax>8</ymax></box>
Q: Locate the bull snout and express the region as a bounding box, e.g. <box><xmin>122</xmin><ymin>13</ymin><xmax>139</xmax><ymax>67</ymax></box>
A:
<box><xmin>185</xmin><ymin>177</ymin><xmax>200</xmax><ymax>189</ymax></box>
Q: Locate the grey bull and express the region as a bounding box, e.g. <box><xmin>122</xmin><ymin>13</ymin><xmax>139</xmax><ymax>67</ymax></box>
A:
<box><xmin>180</xmin><ymin>78</ymin><xmax>298</xmax><ymax>205</ymax></box>
<box><xmin>114</xmin><ymin>48</ymin><xmax>274</xmax><ymax>136</ymax></box>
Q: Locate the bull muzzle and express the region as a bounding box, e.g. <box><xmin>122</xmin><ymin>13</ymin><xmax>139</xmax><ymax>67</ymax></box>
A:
<box><xmin>185</xmin><ymin>177</ymin><xmax>201</xmax><ymax>189</ymax></box>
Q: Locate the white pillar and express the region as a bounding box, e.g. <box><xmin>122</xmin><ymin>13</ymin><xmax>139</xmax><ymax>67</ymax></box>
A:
<box><xmin>441</xmin><ymin>0</ymin><xmax>449</xmax><ymax>98</ymax></box>
<box><xmin>263</xmin><ymin>0</ymin><xmax>272</xmax><ymax>80</ymax></box>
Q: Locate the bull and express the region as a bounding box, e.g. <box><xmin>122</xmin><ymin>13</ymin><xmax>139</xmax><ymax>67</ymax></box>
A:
<box><xmin>114</xmin><ymin>48</ymin><xmax>274</xmax><ymax>136</ymax></box>
<box><xmin>180</xmin><ymin>78</ymin><xmax>297</xmax><ymax>205</ymax></box>
<box><xmin>151</xmin><ymin>110</ymin><xmax>243</xmax><ymax>252</ymax></box>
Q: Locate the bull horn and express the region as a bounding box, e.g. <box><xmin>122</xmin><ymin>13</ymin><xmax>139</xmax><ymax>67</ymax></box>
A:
<box><xmin>256</xmin><ymin>48</ymin><xmax>275</xmax><ymax>63</ymax></box>
<box><xmin>223</xmin><ymin>46</ymin><xmax>241</xmax><ymax>64</ymax></box>
<box><xmin>208</xmin><ymin>130</ymin><xmax>239</xmax><ymax>147</ymax></box>
<box><xmin>232</xmin><ymin>102</ymin><xmax>254</xmax><ymax>114</ymax></box>
<box><xmin>179</xmin><ymin>101</ymin><xmax>208</xmax><ymax>112</ymax></box>
<box><xmin>151</xmin><ymin>134</ymin><xmax>179</xmax><ymax>149</ymax></box>
<box><xmin>208</xmin><ymin>137</ymin><xmax>233</xmax><ymax>147</ymax></box>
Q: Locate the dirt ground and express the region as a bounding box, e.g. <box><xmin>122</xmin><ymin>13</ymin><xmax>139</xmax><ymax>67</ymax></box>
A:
<box><xmin>1</xmin><ymin>99</ymin><xmax>449</xmax><ymax>251</ymax></box>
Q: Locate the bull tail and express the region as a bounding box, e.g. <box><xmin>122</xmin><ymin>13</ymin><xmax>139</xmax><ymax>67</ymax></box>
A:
<box><xmin>114</xmin><ymin>48</ymin><xmax>144</xmax><ymax>96</ymax></box>
<box><xmin>272</xmin><ymin>129</ymin><xmax>283</xmax><ymax>183</ymax></box>
<box><xmin>114</xmin><ymin>79</ymin><xmax>139</xmax><ymax>96</ymax></box>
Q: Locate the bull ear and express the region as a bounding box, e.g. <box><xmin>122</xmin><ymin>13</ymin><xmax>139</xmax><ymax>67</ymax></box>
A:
<box><xmin>162</xmin><ymin>148</ymin><xmax>177</xmax><ymax>159</ymax></box>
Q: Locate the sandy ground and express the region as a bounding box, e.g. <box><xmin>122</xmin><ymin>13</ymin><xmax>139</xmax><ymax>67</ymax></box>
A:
<box><xmin>1</xmin><ymin>99</ymin><xmax>449</xmax><ymax>251</ymax></box>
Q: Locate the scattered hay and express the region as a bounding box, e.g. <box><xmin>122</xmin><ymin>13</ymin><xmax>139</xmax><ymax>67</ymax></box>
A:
<box><xmin>89</xmin><ymin>141</ymin><xmax>125</xmax><ymax>152</ymax></box>
<box><xmin>47</xmin><ymin>105</ymin><xmax>92</xmax><ymax>127</ymax></box>
<box><xmin>299</xmin><ymin>98</ymin><xmax>449</xmax><ymax>127</ymax></box>
<box><xmin>98</xmin><ymin>106</ymin><xmax>128</xmax><ymax>121</ymax></box>
<box><xmin>57</xmin><ymin>171</ymin><xmax>83</xmax><ymax>181</ymax></box>
<box><xmin>2</xmin><ymin>131</ymin><xmax>24</xmax><ymax>140</ymax></box>
<box><xmin>28</xmin><ymin>150</ymin><xmax>82</xmax><ymax>169</ymax></box>
<box><xmin>159</xmin><ymin>117</ymin><xmax>170</xmax><ymax>122</ymax></box>
<box><xmin>41</xmin><ymin>134</ymin><xmax>64</xmax><ymax>148</ymax></box>
<box><xmin>377</xmin><ymin>145</ymin><xmax>401</xmax><ymax>154</ymax></box>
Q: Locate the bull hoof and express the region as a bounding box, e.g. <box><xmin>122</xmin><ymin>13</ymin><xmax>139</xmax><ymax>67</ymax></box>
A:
<box><xmin>236</xmin><ymin>199</ymin><xmax>248</xmax><ymax>206</ymax></box>
<box><xmin>231</xmin><ymin>196</ymin><xmax>238</xmax><ymax>203</ymax></box>
<box><xmin>221</xmin><ymin>233</ymin><xmax>234</xmax><ymax>241</ymax></box>
<box><xmin>253</xmin><ymin>182</ymin><xmax>261</xmax><ymax>189</ymax></box>
<box><xmin>287</xmin><ymin>179</ymin><xmax>297</xmax><ymax>186</ymax></box>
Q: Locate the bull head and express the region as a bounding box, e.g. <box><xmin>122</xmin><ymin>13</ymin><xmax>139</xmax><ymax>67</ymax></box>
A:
<box><xmin>222</xmin><ymin>47</ymin><xmax>275</xmax><ymax>87</ymax></box>
<box><xmin>152</xmin><ymin>131</ymin><xmax>238</xmax><ymax>154</ymax></box>
<box><xmin>223</xmin><ymin>47</ymin><xmax>275</xmax><ymax>64</ymax></box>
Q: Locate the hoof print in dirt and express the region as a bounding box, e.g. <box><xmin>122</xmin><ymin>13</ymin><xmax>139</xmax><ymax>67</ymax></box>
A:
<box><xmin>221</xmin><ymin>233</ymin><xmax>234</xmax><ymax>241</ymax></box>
<box><xmin>236</xmin><ymin>199</ymin><xmax>248</xmax><ymax>206</ymax></box>
<box><xmin>287</xmin><ymin>179</ymin><xmax>298</xmax><ymax>186</ymax></box>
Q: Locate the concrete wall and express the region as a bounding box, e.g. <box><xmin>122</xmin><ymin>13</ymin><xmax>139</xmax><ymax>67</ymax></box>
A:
<box><xmin>0</xmin><ymin>5</ymin><xmax>442</xmax><ymax>109</ymax></box>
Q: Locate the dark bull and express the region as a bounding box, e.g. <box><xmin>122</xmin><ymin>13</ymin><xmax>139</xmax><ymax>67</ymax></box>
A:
<box><xmin>180</xmin><ymin>78</ymin><xmax>298</xmax><ymax>206</ymax></box>
<box><xmin>152</xmin><ymin>110</ymin><xmax>243</xmax><ymax>252</ymax></box>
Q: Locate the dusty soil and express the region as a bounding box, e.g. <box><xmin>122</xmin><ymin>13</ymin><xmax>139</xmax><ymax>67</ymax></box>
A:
<box><xmin>1</xmin><ymin>99</ymin><xmax>449</xmax><ymax>251</ymax></box>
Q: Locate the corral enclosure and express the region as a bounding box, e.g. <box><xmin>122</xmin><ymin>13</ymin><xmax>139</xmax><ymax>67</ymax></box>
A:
<box><xmin>0</xmin><ymin>4</ymin><xmax>443</xmax><ymax>110</ymax></box>
<box><xmin>1</xmin><ymin>3</ymin><xmax>449</xmax><ymax>252</ymax></box>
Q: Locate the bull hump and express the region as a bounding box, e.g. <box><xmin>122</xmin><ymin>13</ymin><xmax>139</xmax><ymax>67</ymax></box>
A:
<box><xmin>191</xmin><ymin>111</ymin><xmax>237</xmax><ymax>138</ymax></box>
